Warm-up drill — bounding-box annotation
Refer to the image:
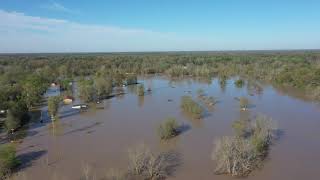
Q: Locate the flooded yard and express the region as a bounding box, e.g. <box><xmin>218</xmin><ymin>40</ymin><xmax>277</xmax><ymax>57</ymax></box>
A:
<box><xmin>16</xmin><ymin>76</ymin><xmax>320</xmax><ymax>180</ymax></box>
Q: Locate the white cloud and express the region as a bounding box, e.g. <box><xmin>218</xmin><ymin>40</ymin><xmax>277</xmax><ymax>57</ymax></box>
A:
<box><xmin>43</xmin><ymin>1</ymin><xmax>75</xmax><ymax>14</ymax></box>
<box><xmin>0</xmin><ymin>10</ymin><xmax>67</xmax><ymax>31</ymax></box>
<box><xmin>0</xmin><ymin>9</ymin><xmax>216</xmax><ymax>53</ymax></box>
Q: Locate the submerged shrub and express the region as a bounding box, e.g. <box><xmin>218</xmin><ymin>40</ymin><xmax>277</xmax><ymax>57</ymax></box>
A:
<box><xmin>0</xmin><ymin>144</ymin><xmax>20</xmax><ymax>179</ymax></box>
<box><xmin>158</xmin><ymin>118</ymin><xmax>179</xmax><ymax>140</ymax></box>
<box><xmin>199</xmin><ymin>95</ymin><xmax>218</xmax><ymax>108</ymax></box>
<box><xmin>128</xmin><ymin>144</ymin><xmax>150</xmax><ymax>175</ymax></box>
<box><xmin>165</xmin><ymin>65</ymin><xmax>188</xmax><ymax>77</ymax></box>
<box><xmin>250</xmin><ymin>116</ymin><xmax>276</xmax><ymax>155</ymax></box>
<box><xmin>212</xmin><ymin>136</ymin><xmax>258</xmax><ymax>177</ymax></box>
<box><xmin>197</xmin><ymin>88</ymin><xmax>205</xmax><ymax>97</ymax></box>
<box><xmin>180</xmin><ymin>96</ymin><xmax>203</xmax><ymax>119</ymax></box>
<box><xmin>235</xmin><ymin>79</ymin><xmax>245</xmax><ymax>88</ymax></box>
<box><xmin>212</xmin><ymin>115</ymin><xmax>277</xmax><ymax>177</ymax></box>
<box><xmin>128</xmin><ymin>144</ymin><xmax>178</xmax><ymax>179</ymax></box>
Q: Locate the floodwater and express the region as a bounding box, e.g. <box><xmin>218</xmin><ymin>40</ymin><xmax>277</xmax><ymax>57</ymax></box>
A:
<box><xmin>15</xmin><ymin>76</ymin><xmax>320</xmax><ymax>180</ymax></box>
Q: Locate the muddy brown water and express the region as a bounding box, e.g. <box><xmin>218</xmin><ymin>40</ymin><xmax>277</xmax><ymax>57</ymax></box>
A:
<box><xmin>15</xmin><ymin>76</ymin><xmax>320</xmax><ymax>180</ymax></box>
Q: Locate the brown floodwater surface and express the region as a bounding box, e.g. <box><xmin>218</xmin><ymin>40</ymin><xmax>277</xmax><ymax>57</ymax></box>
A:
<box><xmin>16</xmin><ymin>76</ymin><xmax>320</xmax><ymax>180</ymax></box>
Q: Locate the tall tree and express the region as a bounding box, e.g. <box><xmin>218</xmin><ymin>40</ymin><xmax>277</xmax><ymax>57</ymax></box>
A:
<box><xmin>48</xmin><ymin>96</ymin><xmax>61</xmax><ymax>121</ymax></box>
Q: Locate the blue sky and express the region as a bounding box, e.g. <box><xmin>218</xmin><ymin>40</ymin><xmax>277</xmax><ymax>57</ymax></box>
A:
<box><xmin>0</xmin><ymin>0</ymin><xmax>320</xmax><ymax>53</ymax></box>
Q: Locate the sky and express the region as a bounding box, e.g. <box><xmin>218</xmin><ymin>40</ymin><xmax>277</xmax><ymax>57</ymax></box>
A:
<box><xmin>0</xmin><ymin>0</ymin><xmax>320</xmax><ymax>53</ymax></box>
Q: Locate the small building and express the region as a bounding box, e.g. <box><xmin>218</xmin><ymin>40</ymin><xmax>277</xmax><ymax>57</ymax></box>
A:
<box><xmin>63</xmin><ymin>96</ymin><xmax>74</xmax><ymax>104</ymax></box>
<box><xmin>51</xmin><ymin>82</ymin><xmax>58</xmax><ymax>87</ymax></box>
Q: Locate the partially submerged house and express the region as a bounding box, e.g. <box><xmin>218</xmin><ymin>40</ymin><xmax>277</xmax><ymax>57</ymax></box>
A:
<box><xmin>63</xmin><ymin>96</ymin><xmax>74</xmax><ymax>104</ymax></box>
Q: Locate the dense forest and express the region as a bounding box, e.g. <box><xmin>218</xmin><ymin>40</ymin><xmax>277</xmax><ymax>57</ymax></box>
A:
<box><xmin>0</xmin><ymin>51</ymin><xmax>320</xmax><ymax>131</ymax></box>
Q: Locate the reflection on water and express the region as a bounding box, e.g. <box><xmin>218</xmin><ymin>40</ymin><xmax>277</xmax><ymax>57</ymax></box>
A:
<box><xmin>159</xmin><ymin>135</ymin><xmax>181</xmax><ymax>151</ymax></box>
<box><xmin>138</xmin><ymin>95</ymin><xmax>145</xmax><ymax>107</ymax></box>
<box><xmin>218</xmin><ymin>77</ymin><xmax>227</xmax><ymax>93</ymax></box>
<box><xmin>15</xmin><ymin>75</ymin><xmax>320</xmax><ymax>180</ymax></box>
<box><xmin>114</xmin><ymin>87</ymin><xmax>125</xmax><ymax>100</ymax></box>
<box><xmin>181</xmin><ymin>111</ymin><xmax>204</xmax><ymax>128</ymax></box>
<box><xmin>246</xmin><ymin>79</ymin><xmax>264</xmax><ymax>98</ymax></box>
<box><xmin>126</xmin><ymin>84</ymin><xmax>137</xmax><ymax>94</ymax></box>
<box><xmin>103</xmin><ymin>99</ymin><xmax>112</xmax><ymax>110</ymax></box>
<box><xmin>48</xmin><ymin>120</ymin><xmax>65</xmax><ymax>137</ymax></box>
<box><xmin>239</xmin><ymin>109</ymin><xmax>251</xmax><ymax>122</ymax></box>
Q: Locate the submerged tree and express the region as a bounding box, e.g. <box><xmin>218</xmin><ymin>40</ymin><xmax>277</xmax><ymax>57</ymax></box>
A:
<box><xmin>21</xmin><ymin>74</ymin><xmax>48</xmax><ymax>109</ymax></box>
<box><xmin>94</xmin><ymin>76</ymin><xmax>113</xmax><ymax>100</ymax></box>
<box><xmin>5</xmin><ymin>100</ymin><xmax>29</xmax><ymax>132</ymax></box>
<box><xmin>78</xmin><ymin>79</ymin><xmax>97</xmax><ymax>102</ymax></box>
<box><xmin>48</xmin><ymin>96</ymin><xmax>61</xmax><ymax>121</ymax></box>
<box><xmin>234</xmin><ymin>79</ymin><xmax>245</xmax><ymax>88</ymax></box>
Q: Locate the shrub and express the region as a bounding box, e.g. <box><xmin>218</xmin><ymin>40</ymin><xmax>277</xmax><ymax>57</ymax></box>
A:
<box><xmin>212</xmin><ymin>136</ymin><xmax>258</xmax><ymax>177</ymax></box>
<box><xmin>128</xmin><ymin>144</ymin><xmax>150</xmax><ymax>175</ymax></box>
<box><xmin>180</xmin><ymin>96</ymin><xmax>203</xmax><ymax>119</ymax></box>
<box><xmin>0</xmin><ymin>144</ymin><xmax>20</xmax><ymax>179</ymax></box>
<box><xmin>250</xmin><ymin>116</ymin><xmax>275</xmax><ymax>155</ymax></box>
<box><xmin>199</xmin><ymin>96</ymin><xmax>218</xmax><ymax>108</ymax></box>
<box><xmin>128</xmin><ymin>144</ymin><xmax>177</xmax><ymax>179</ymax></box>
<box><xmin>157</xmin><ymin>118</ymin><xmax>179</xmax><ymax>140</ymax></box>
<box><xmin>234</xmin><ymin>79</ymin><xmax>245</xmax><ymax>88</ymax></box>
<box><xmin>212</xmin><ymin>115</ymin><xmax>277</xmax><ymax>177</ymax></box>
<box><xmin>165</xmin><ymin>65</ymin><xmax>188</xmax><ymax>77</ymax></box>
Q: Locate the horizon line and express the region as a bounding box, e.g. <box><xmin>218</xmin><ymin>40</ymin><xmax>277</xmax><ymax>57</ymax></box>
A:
<box><xmin>1</xmin><ymin>48</ymin><xmax>320</xmax><ymax>55</ymax></box>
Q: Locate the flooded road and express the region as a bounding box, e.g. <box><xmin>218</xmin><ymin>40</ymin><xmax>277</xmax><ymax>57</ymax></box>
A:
<box><xmin>16</xmin><ymin>76</ymin><xmax>320</xmax><ymax>180</ymax></box>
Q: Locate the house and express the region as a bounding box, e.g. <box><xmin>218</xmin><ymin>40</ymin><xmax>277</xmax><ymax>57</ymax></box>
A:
<box><xmin>63</xmin><ymin>96</ymin><xmax>74</xmax><ymax>104</ymax></box>
<box><xmin>51</xmin><ymin>82</ymin><xmax>59</xmax><ymax>87</ymax></box>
